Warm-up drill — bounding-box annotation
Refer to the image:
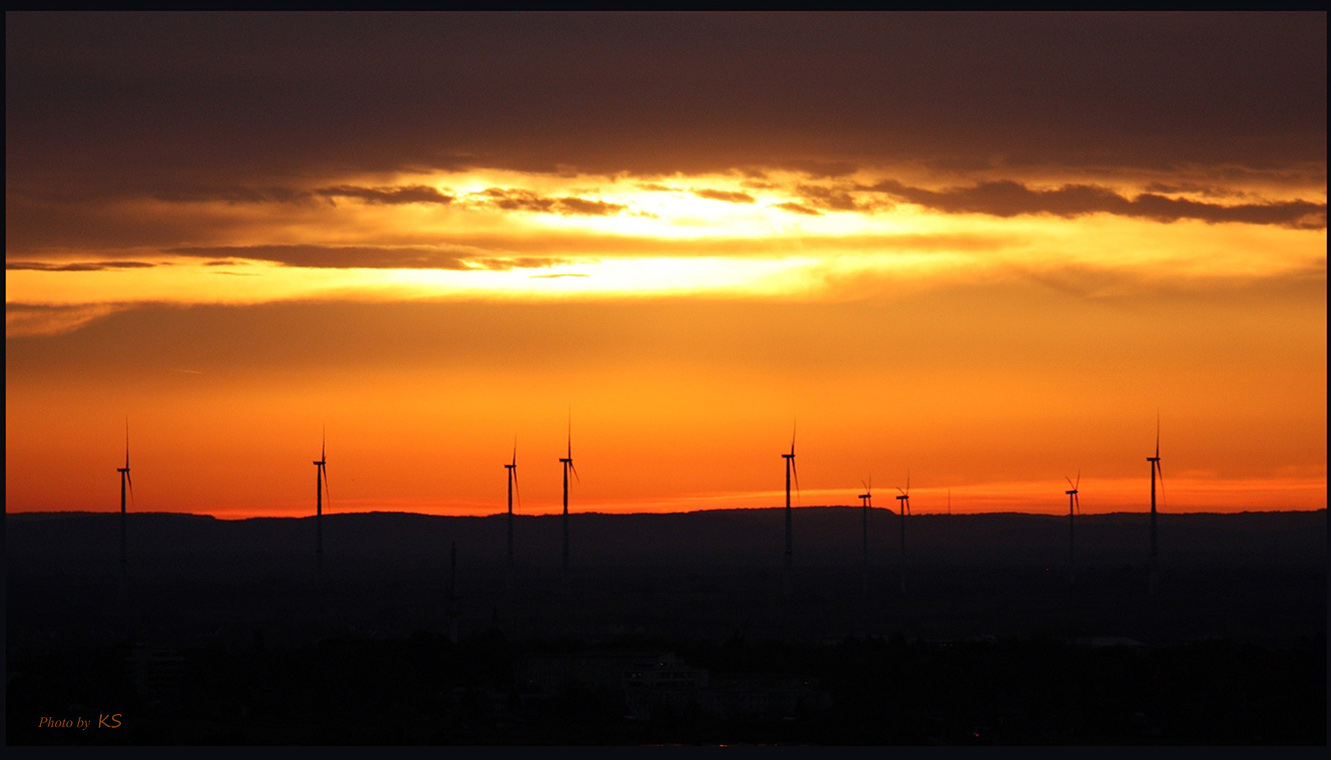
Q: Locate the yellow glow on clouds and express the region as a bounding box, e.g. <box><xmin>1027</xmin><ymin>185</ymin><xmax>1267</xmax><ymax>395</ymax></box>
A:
<box><xmin>5</xmin><ymin>167</ymin><xmax>1323</xmax><ymax>318</ymax></box>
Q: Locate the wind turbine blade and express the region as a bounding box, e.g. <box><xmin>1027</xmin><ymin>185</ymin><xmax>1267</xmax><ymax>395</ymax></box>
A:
<box><xmin>514</xmin><ymin>467</ymin><xmax>521</xmax><ymax>508</ymax></box>
<box><xmin>1155</xmin><ymin>411</ymin><xmax>1160</xmax><ymax>459</ymax></box>
<box><xmin>1074</xmin><ymin>492</ymin><xmax>1080</xmax><ymax>514</ymax></box>
<box><xmin>791</xmin><ymin>459</ymin><xmax>800</xmax><ymax>503</ymax></box>
<box><xmin>906</xmin><ymin>470</ymin><xmax>910</xmax><ymax>496</ymax></box>
<box><xmin>1076</xmin><ymin>469</ymin><xmax>1081</xmax><ymax>490</ymax></box>
<box><xmin>323</xmin><ymin>466</ymin><xmax>330</xmax><ymax>509</ymax></box>
<box><xmin>1065</xmin><ymin>475</ymin><xmax>1075</xmax><ymax>489</ymax></box>
<box><xmin>569</xmin><ymin>460</ymin><xmax>580</xmax><ymax>484</ymax></box>
<box><xmin>127</xmin><ymin>471</ymin><xmax>134</xmax><ymax>504</ymax></box>
<box><xmin>1156</xmin><ymin>461</ymin><xmax>1164</xmax><ymax>509</ymax></box>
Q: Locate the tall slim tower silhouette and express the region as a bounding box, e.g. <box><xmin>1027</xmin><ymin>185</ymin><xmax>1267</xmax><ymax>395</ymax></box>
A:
<box><xmin>859</xmin><ymin>478</ymin><xmax>872</xmax><ymax>596</ymax></box>
<box><xmin>559</xmin><ymin>416</ymin><xmax>579</xmax><ymax>579</ymax></box>
<box><xmin>896</xmin><ymin>474</ymin><xmax>911</xmax><ymax>593</ymax></box>
<box><xmin>505</xmin><ymin>442</ymin><xmax>520</xmax><ymax>570</ymax></box>
<box><xmin>1065</xmin><ymin>471</ymin><xmax>1081</xmax><ymax>587</ymax></box>
<box><xmin>782</xmin><ymin>427</ymin><xmax>799</xmax><ymax>571</ymax></box>
<box><xmin>1147</xmin><ymin>417</ymin><xmax>1163</xmax><ymax>597</ymax></box>
<box><xmin>314</xmin><ymin>429</ymin><xmax>329</xmax><ymax>604</ymax></box>
<box><xmin>117</xmin><ymin>419</ymin><xmax>133</xmax><ymax>607</ymax></box>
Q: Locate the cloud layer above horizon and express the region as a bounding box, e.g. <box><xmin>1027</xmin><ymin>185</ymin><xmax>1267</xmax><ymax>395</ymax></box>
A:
<box><xmin>5</xmin><ymin>13</ymin><xmax>1325</xmax><ymax>517</ymax></box>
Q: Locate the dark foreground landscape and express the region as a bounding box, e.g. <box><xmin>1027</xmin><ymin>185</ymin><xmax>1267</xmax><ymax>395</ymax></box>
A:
<box><xmin>6</xmin><ymin>507</ymin><xmax>1326</xmax><ymax>745</ymax></box>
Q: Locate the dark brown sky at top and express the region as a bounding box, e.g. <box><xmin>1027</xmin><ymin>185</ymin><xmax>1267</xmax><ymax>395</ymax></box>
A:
<box><xmin>6</xmin><ymin>12</ymin><xmax>1326</xmax><ymax>198</ymax></box>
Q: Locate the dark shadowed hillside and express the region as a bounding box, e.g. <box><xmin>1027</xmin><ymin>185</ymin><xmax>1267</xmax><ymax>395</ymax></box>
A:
<box><xmin>7</xmin><ymin>508</ymin><xmax>1325</xmax><ymax>745</ymax></box>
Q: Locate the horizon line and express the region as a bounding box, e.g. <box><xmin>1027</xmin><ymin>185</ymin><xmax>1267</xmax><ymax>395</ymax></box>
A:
<box><xmin>8</xmin><ymin>504</ymin><xmax>1326</xmax><ymax>523</ymax></box>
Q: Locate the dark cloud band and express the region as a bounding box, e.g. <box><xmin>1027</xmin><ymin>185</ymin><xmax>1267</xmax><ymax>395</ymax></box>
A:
<box><xmin>864</xmin><ymin>180</ymin><xmax>1326</xmax><ymax>229</ymax></box>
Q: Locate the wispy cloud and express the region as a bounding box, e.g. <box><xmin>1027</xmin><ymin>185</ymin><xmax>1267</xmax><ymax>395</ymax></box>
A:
<box><xmin>314</xmin><ymin>185</ymin><xmax>455</xmax><ymax>205</ymax></box>
<box><xmin>693</xmin><ymin>189</ymin><xmax>756</xmax><ymax>204</ymax></box>
<box><xmin>556</xmin><ymin>197</ymin><xmax>626</xmax><ymax>216</ymax></box>
<box><xmin>772</xmin><ymin>201</ymin><xmax>821</xmax><ymax>216</ymax></box>
<box><xmin>865</xmin><ymin>179</ymin><xmax>1326</xmax><ymax>229</ymax></box>
<box><xmin>471</xmin><ymin>188</ymin><xmax>627</xmax><ymax>216</ymax></box>
<box><xmin>794</xmin><ymin>184</ymin><xmax>871</xmax><ymax>212</ymax></box>
<box><xmin>165</xmin><ymin>245</ymin><xmax>571</xmax><ymax>271</ymax></box>
<box><xmin>6</xmin><ymin>260</ymin><xmax>158</xmax><ymax>272</ymax></box>
<box><xmin>5</xmin><ymin>303</ymin><xmax>130</xmax><ymax>337</ymax></box>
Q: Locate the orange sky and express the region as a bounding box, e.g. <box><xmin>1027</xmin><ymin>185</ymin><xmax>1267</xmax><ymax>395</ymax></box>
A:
<box><xmin>6</xmin><ymin>13</ymin><xmax>1326</xmax><ymax>519</ymax></box>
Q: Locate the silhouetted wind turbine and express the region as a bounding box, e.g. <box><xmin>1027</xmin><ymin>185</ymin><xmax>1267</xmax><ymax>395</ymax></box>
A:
<box><xmin>1148</xmin><ymin>416</ymin><xmax>1164</xmax><ymax>597</ymax></box>
<box><xmin>117</xmin><ymin>419</ymin><xmax>133</xmax><ymax>605</ymax></box>
<box><xmin>859</xmin><ymin>477</ymin><xmax>872</xmax><ymax>595</ymax></box>
<box><xmin>896</xmin><ymin>473</ymin><xmax>911</xmax><ymax>593</ymax></box>
<box><xmin>1065</xmin><ymin>471</ymin><xmax>1081</xmax><ymax>587</ymax></box>
<box><xmin>314</xmin><ymin>428</ymin><xmax>329</xmax><ymax>599</ymax></box>
<box><xmin>782</xmin><ymin>425</ymin><xmax>799</xmax><ymax>574</ymax></box>
<box><xmin>559</xmin><ymin>416</ymin><xmax>579</xmax><ymax>578</ymax></box>
<box><xmin>505</xmin><ymin>440</ymin><xmax>520</xmax><ymax>570</ymax></box>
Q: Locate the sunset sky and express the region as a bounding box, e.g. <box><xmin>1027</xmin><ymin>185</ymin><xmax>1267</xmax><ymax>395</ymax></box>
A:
<box><xmin>6</xmin><ymin>12</ymin><xmax>1326</xmax><ymax>519</ymax></box>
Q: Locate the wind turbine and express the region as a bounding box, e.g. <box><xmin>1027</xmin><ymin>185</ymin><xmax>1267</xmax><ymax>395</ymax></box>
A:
<box><xmin>505</xmin><ymin>440</ymin><xmax>520</xmax><ymax>570</ymax></box>
<box><xmin>896</xmin><ymin>473</ymin><xmax>911</xmax><ymax>593</ymax></box>
<box><xmin>1148</xmin><ymin>416</ymin><xmax>1164</xmax><ymax>597</ymax></box>
<box><xmin>314</xmin><ymin>428</ymin><xmax>329</xmax><ymax>595</ymax></box>
<box><xmin>859</xmin><ymin>477</ymin><xmax>872</xmax><ymax>595</ymax></box>
<box><xmin>117</xmin><ymin>419</ymin><xmax>133</xmax><ymax>605</ymax></box>
<box><xmin>1065</xmin><ymin>471</ymin><xmax>1081</xmax><ymax>587</ymax></box>
<box><xmin>782</xmin><ymin>425</ymin><xmax>799</xmax><ymax>573</ymax></box>
<box><xmin>559</xmin><ymin>415</ymin><xmax>579</xmax><ymax>577</ymax></box>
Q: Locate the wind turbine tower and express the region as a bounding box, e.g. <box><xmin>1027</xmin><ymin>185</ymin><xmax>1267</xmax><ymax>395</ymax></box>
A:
<box><xmin>314</xmin><ymin>430</ymin><xmax>329</xmax><ymax>602</ymax></box>
<box><xmin>559</xmin><ymin>417</ymin><xmax>579</xmax><ymax>579</ymax></box>
<box><xmin>859</xmin><ymin>478</ymin><xmax>872</xmax><ymax>595</ymax></box>
<box><xmin>505</xmin><ymin>442</ymin><xmax>520</xmax><ymax>570</ymax></box>
<box><xmin>1065</xmin><ymin>472</ymin><xmax>1081</xmax><ymax>587</ymax></box>
<box><xmin>117</xmin><ymin>419</ymin><xmax>133</xmax><ymax>605</ymax></box>
<box><xmin>782</xmin><ymin>427</ymin><xmax>799</xmax><ymax>572</ymax></box>
<box><xmin>896</xmin><ymin>474</ymin><xmax>911</xmax><ymax>593</ymax></box>
<box><xmin>1148</xmin><ymin>419</ymin><xmax>1163</xmax><ymax>597</ymax></box>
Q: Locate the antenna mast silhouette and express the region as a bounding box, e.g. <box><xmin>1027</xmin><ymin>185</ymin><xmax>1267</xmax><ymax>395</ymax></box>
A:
<box><xmin>505</xmin><ymin>441</ymin><xmax>520</xmax><ymax>570</ymax></box>
<box><xmin>859</xmin><ymin>477</ymin><xmax>872</xmax><ymax>595</ymax></box>
<box><xmin>1065</xmin><ymin>471</ymin><xmax>1080</xmax><ymax>587</ymax></box>
<box><xmin>896</xmin><ymin>473</ymin><xmax>911</xmax><ymax>593</ymax></box>
<box><xmin>1148</xmin><ymin>416</ymin><xmax>1163</xmax><ymax>597</ymax></box>
<box><xmin>559</xmin><ymin>414</ymin><xmax>579</xmax><ymax>580</ymax></box>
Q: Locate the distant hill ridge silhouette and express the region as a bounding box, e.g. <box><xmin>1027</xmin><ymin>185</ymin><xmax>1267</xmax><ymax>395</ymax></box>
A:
<box><xmin>8</xmin><ymin>507</ymin><xmax>1324</xmax><ymax>577</ymax></box>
